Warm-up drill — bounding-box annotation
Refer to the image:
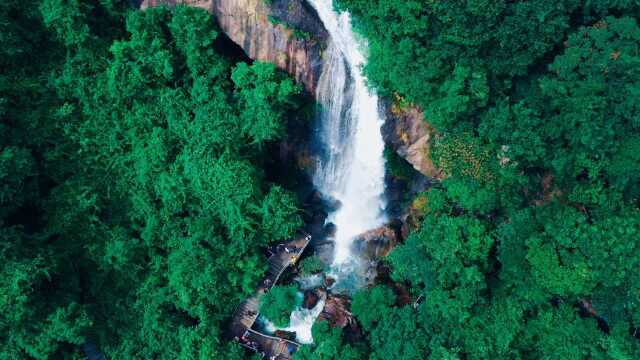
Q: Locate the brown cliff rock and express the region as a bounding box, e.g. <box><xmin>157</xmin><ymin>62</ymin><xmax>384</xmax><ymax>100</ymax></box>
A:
<box><xmin>139</xmin><ymin>0</ymin><xmax>328</xmax><ymax>94</ymax></box>
<box><xmin>318</xmin><ymin>294</ymin><xmax>353</xmax><ymax>328</ymax></box>
<box><xmin>352</xmin><ymin>223</ymin><xmax>400</xmax><ymax>260</ymax></box>
<box><xmin>383</xmin><ymin>103</ymin><xmax>444</xmax><ymax>180</ymax></box>
<box><xmin>303</xmin><ymin>289</ymin><xmax>320</xmax><ymax>309</ymax></box>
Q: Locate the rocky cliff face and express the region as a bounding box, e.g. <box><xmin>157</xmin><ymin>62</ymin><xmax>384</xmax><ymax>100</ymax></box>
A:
<box><xmin>382</xmin><ymin>103</ymin><xmax>444</xmax><ymax>180</ymax></box>
<box><xmin>318</xmin><ymin>294</ymin><xmax>354</xmax><ymax>328</ymax></box>
<box><xmin>139</xmin><ymin>0</ymin><xmax>328</xmax><ymax>94</ymax></box>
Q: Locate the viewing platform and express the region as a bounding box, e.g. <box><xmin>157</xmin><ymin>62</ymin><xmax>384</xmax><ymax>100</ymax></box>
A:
<box><xmin>230</xmin><ymin>232</ymin><xmax>312</xmax><ymax>359</ymax></box>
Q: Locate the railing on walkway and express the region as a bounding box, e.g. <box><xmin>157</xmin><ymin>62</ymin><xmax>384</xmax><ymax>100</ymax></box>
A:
<box><xmin>229</xmin><ymin>231</ymin><xmax>312</xmax><ymax>359</ymax></box>
<box><xmin>248</xmin><ymin>329</ymin><xmax>302</xmax><ymax>347</ymax></box>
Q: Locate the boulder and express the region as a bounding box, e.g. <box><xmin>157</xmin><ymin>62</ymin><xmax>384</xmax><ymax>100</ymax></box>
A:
<box><xmin>323</xmin><ymin>222</ymin><xmax>337</xmax><ymax>238</ymax></box>
<box><xmin>303</xmin><ymin>289</ymin><xmax>320</xmax><ymax>309</ymax></box>
<box><xmin>139</xmin><ymin>0</ymin><xmax>328</xmax><ymax>94</ymax></box>
<box><xmin>324</xmin><ymin>276</ymin><xmax>335</xmax><ymax>288</ymax></box>
<box><xmin>352</xmin><ymin>222</ymin><xmax>401</xmax><ymax>260</ymax></box>
<box><xmin>318</xmin><ymin>294</ymin><xmax>354</xmax><ymax>328</ymax></box>
<box><xmin>382</xmin><ymin>104</ymin><xmax>444</xmax><ymax>180</ymax></box>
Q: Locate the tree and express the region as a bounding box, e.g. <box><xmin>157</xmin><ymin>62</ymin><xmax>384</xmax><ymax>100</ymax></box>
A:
<box><xmin>351</xmin><ymin>286</ymin><xmax>395</xmax><ymax>331</ymax></box>
<box><xmin>294</xmin><ymin>321</ymin><xmax>366</xmax><ymax>360</ymax></box>
<box><xmin>260</xmin><ymin>285</ymin><xmax>300</xmax><ymax>328</ymax></box>
<box><xmin>1</xmin><ymin>3</ymin><xmax>307</xmax><ymax>358</ymax></box>
<box><xmin>334</xmin><ymin>3</ymin><xmax>640</xmax><ymax>358</ymax></box>
<box><xmin>232</xmin><ymin>62</ymin><xmax>302</xmax><ymax>144</ymax></box>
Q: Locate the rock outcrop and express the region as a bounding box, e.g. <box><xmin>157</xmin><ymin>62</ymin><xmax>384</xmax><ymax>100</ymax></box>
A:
<box><xmin>303</xmin><ymin>288</ymin><xmax>327</xmax><ymax>309</ymax></box>
<box><xmin>383</xmin><ymin>103</ymin><xmax>444</xmax><ymax>180</ymax></box>
<box><xmin>318</xmin><ymin>294</ymin><xmax>354</xmax><ymax>328</ymax></box>
<box><xmin>139</xmin><ymin>0</ymin><xmax>328</xmax><ymax>94</ymax></box>
<box><xmin>352</xmin><ymin>223</ymin><xmax>401</xmax><ymax>260</ymax></box>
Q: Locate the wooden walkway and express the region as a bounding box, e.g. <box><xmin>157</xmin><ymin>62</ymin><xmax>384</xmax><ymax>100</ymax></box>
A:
<box><xmin>230</xmin><ymin>232</ymin><xmax>312</xmax><ymax>359</ymax></box>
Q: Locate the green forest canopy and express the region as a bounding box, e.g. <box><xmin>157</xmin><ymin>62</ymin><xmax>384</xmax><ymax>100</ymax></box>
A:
<box><xmin>260</xmin><ymin>284</ymin><xmax>301</xmax><ymax>328</ymax></box>
<box><xmin>293</xmin><ymin>1</ymin><xmax>640</xmax><ymax>359</ymax></box>
<box><xmin>3</xmin><ymin>0</ymin><xmax>640</xmax><ymax>359</ymax></box>
<box><xmin>1</xmin><ymin>1</ymin><xmax>305</xmax><ymax>358</ymax></box>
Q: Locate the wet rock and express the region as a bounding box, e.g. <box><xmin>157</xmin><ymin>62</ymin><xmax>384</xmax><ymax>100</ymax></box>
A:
<box><xmin>324</xmin><ymin>276</ymin><xmax>335</xmax><ymax>288</ymax></box>
<box><xmin>323</xmin><ymin>223</ymin><xmax>337</xmax><ymax>238</ymax></box>
<box><xmin>322</xmin><ymin>196</ymin><xmax>342</xmax><ymax>213</ymax></box>
<box><xmin>307</xmin><ymin>191</ymin><xmax>341</xmax><ymax>215</ymax></box>
<box><xmin>139</xmin><ymin>0</ymin><xmax>329</xmax><ymax>94</ymax></box>
<box><xmin>314</xmin><ymin>239</ymin><xmax>335</xmax><ymax>266</ymax></box>
<box><xmin>302</xmin><ymin>190</ymin><xmax>330</xmax><ymax>241</ymax></box>
<box><xmin>303</xmin><ymin>289</ymin><xmax>320</xmax><ymax>309</ymax></box>
<box><xmin>318</xmin><ymin>294</ymin><xmax>354</xmax><ymax>328</ymax></box>
<box><xmin>302</xmin><ymin>287</ymin><xmax>327</xmax><ymax>309</ymax></box>
<box><xmin>309</xmin><ymin>211</ymin><xmax>328</xmax><ymax>238</ymax></box>
<box><xmin>305</xmin><ymin>190</ymin><xmax>327</xmax><ymax>213</ymax></box>
<box><xmin>309</xmin><ymin>219</ymin><xmax>336</xmax><ymax>267</ymax></box>
<box><xmin>352</xmin><ymin>223</ymin><xmax>401</xmax><ymax>260</ymax></box>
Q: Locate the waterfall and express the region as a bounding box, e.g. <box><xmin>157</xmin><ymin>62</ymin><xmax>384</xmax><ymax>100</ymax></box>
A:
<box><xmin>268</xmin><ymin>0</ymin><xmax>388</xmax><ymax>344</ymax></box>
<box><xmin>309</xmin><ymin>0</ymin><xmax>387</xmax><ymax>273</ymax></box>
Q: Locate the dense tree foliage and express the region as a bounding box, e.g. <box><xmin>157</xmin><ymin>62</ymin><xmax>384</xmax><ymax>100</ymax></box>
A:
<box><xmin>5</xmin><ymin>0</ymin><xmax>640</xmax><ymax>358</ymax></box>
<box><xmin>301</xmin><ymin>0</ymin><xmax>640</xmax><ymax>359</ymax></box>
<box><xmin>299</xmin><ymin>255</ymin><xmax>325</xmax><ymax>276</ymax></box>
<box><xmin>295</xmin><ymin>321</ymin><xmax>366</xmax><ymax>360</ymax></box>
<box><xmin>260</xmin><ymin>285</ymin><xmax>301</xmax><ymax>327</ymax></box>
<box><xmin>1</xmin><ymin>2</ymin><xmax>306</xmax><ymax>358</ymax></box>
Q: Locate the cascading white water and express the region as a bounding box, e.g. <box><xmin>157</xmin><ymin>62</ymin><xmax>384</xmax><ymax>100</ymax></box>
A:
<box><xmin>263</xmin><ymin>297</ymin><xmax>326</xmax><ymax>344</ymax></box>
<box><xmin>268</xmin><ymin>0</ymin><xmax>388</xmax><ymax>344</ymax></box>
<box><xmin>309</xmin><ymin>0</ymin><xmax>387</xmax><ymax>268</ymax></box>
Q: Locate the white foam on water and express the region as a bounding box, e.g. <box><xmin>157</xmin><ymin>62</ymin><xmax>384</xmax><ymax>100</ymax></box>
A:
<box><xmin>309</xmin><ymin>0</ymin><xmax>387</xmax><ymax>268</ymax></box>
<box><xmin>262</xmin><ymin>296</ymin><xmax>326</xmax><ymax>344</ymax></box>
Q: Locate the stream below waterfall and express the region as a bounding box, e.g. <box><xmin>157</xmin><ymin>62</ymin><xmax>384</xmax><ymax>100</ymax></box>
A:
<box><xmin>262</xmin><ymin>0</ymin><xmax>390</xmax><ymax>344</ymax></box>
